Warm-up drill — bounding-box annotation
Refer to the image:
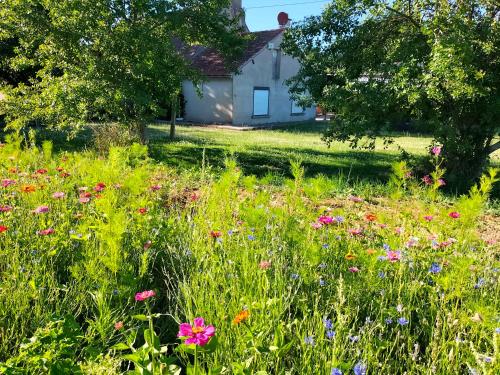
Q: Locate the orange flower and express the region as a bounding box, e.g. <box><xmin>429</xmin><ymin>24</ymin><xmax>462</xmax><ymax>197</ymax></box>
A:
<box><xmin>365</xmin><ymin>213</ymin><xmax>377</xmax><ymax>222</ymax></box>
<box><xmin>9</xmin><ymin>167</ymin><xmax>19</xmax><ymax>174</ymax></box>
<box><xmin>366</xmin><ymin>249</ymin><xmax>377</xmax><ymax>255</ymax></box>
<box><xmin>233</xmin><ymin>310</ymin><xmax>250</xmax><ymax>325</ymax></box>
<box><xmin>114</xmin><ymin>321</ymin><xmax>124</xmax><ymax>330</ymax></box>
<box><xmin>345</xmin><ymin>253</ymin><xmax>357</xmax><ymax>261</ymax></box>
<box><xmin>21</xmin><ymin>185</ymin><xmax>36</xmax><ymax>193</ymax></box>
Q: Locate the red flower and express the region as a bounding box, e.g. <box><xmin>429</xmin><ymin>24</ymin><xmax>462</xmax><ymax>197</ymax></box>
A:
<box><xmin>0</xmin><ymin>225</ymin><xmax>8</xmax><ymax>233</ymax></box>
<box><xmin>36</xmin><ymin>169</ymin><xmax>48</xmax><ymax>174</ymax></box>
<box><xmin>137</xmin><ymin>207</ymin><xmax>148</xmax><ymax>215</ymax></box>
<box><xmin>94</xmin><ymin>182</ymin><xmax>106</xmax><ymax>192</ymax></box>
<box><xmin>210</xmin><ymin>230</ymin><xmax>222</xmax><ymax>238</ymax></box>
<box><xmin>448</xmin><ymin>212</ymin><xmax>460</xmax><ymax>219</ymax></box>
<box><xmin>364</xmin><ymin>213</ymin><xmax>377</xmax><ymax>222</ymax></box>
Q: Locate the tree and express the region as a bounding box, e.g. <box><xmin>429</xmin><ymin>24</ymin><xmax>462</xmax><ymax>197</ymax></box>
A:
<box><xmin>0</xmin><ymin>0</ymin><xmax>245</xmax><ymax>141</ymax></box>
<box><xmin>282</xmin><ymin>0</ymin><xmax>500</xmax><ymax>189</ymax></box>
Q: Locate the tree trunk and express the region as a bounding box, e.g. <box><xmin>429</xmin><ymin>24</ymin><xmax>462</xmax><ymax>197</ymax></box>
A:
<box><xmin>170</xmin><ymin>95</ymin><xmax>177</xmax><ymax>140</ymax></box>
<box><xmin>135</xmin><ymin>121</ymin><xmax>147</xmax><ymax>144</ymax></box>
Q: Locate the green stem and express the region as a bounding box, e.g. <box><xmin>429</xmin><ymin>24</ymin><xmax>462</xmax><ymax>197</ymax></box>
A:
<box><xmin>147</xmin><ymin>302</ymin><xmax>156</xmax><ymax>372</ymax></box>
<box><xmin>194</xmin><ymin>344</ymin><xmax>198</xmax><ymax>375</ymax></box>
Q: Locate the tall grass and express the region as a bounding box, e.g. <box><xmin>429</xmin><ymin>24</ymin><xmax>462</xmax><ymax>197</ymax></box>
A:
<box><xmin>0</xmin><ymin>135</ymin><xmax>498</xmax><ymax>374</ymax></box>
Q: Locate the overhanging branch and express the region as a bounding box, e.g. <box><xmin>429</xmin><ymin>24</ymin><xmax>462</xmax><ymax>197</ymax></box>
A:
<box><xmin>385</xmin><ymin>5</ymin><xmax>421</xmax><ymax>29</ymax></box>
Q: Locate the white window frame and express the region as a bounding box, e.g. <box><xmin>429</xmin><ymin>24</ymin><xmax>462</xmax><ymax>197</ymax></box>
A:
<box><xmin>253</xmin><ymin>87</ymin><xmax>270</xmax><ymax>117</ymax></box>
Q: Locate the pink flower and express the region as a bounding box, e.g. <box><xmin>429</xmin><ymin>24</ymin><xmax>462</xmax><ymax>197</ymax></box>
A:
<box><xmin>318</xmin><ymin>216</ymin><xmax>334</xmax><ymax>225</ymax></box>
<box><xmin>422</xmin><ymin>175</ymin><xmax>432</xmax><ymax>185</ymax></box>
<box><xmin>52</xmin><ymin>192</ymin><xmax>65</xmax><ymax>199</ymax></box>
<box><xmin>150</xmin><ymin>185</ymin><xmax>162</xmax><ymax>191</ymax></box>
<box><xmin>143</xmin><ymin>240</ymin><xmax>152</xmax><ymax>250</ymax></box>
<box><xmin>38</xmin><ymin>228</ymin><xmax>55</xmax><ymax>236</ymax></box>
<box><xmin>177</xmin><ymin>317</ymin><xmax>215</xmax><ymax>347</ymax></box>
<box><xmin>259</xmin><ymin>260</ymin><xmax>272</xmax><ymax>270</ymax></box>
<box><xmin>348</xmin><ymin>228</ymin><xmax>363</xmax><ymax>236</ymax></box>
<box><xmin>0</xmin><ymin>205</ymin><xmax>13</xmax><ymax>212</ymax></box>
<box><xmin>424</xmin><ymin>215</ymin><xmax>434</xmax><ymax>222</ymax></box>
<box><xmin>349</xmin><ymin>196</ymin><xmax>363</xmax><ymax>203</ymax></box>
<box><xmin>311</xmin><ymin>222</ymin><xmax>323</xmax><ymax>229</ymax></box>
<box><xmin>135</xmin><ymin>290</ymin><xmax>156</xmax><ymax>301</ymax></box>
<box><xmin>114</xmin><ymin>321</ymin><xmax>124</xmax><ymax>330</ymax></box>
<box><xmin>1</xmin><ymin>179</ymin><xmax>16</xmax><ymax>188</ymax></box>
<box><xmin>449</xmin><ymin>212</ymin><xmax>460</xmax><ymax>219</ymax></box>
<box><xmin>33</xmin><ymin>205</ymin><xmax>49</xmax><ymax>214</ymax></box>
<box><xmin>348</xmin><ymin>267</ymin><xmax>360</xmax><ymax>273</ymax></box>
<box><xmin>431</xmin><ymin>146</ymin><xmax>442</xmax><ymax>156</ymax></box>
<box><xmin>395</xmin><ymin>227</ymin><xmax>404</xmax><ymax>235</ymax></box>
<box><xmin>437</xmin><ymin>179</ymin><xmax>446</xmax><ymax>187</ymax></box>
<box><xmin>387</xmin><ymin>250</ymin><xmax>401</xmax><ymax>262</ymax></box>
<box><xmin>79</xmin><ymin>197</ymin><xmax>91</xmax><ymax>204</ymax></box>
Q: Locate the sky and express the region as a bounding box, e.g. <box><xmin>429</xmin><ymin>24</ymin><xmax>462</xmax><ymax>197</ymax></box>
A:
<box><xmin>242</xmin><ymin>0</ymin><xmax>330</xmax><ymax>31</ymax></box>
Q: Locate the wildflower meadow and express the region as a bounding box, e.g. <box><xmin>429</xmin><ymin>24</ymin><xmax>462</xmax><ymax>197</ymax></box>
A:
<box><xmin>0</xmin><ymin>134</ymin><xmax>498</xmax><ymax>374</ymax></box>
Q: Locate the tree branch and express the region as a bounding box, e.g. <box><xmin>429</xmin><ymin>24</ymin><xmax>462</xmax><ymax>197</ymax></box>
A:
<box><xmin>385</xmin><ymin>5</ymin><xmax>420</xmax><ymax>29</ymax></box>
<box><xmin>489</xmin><ymin>141</ymin><xmax>500</xmax><ymax>154</ymax></box>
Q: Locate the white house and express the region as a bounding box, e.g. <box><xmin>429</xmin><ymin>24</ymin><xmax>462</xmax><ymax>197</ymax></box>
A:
<box><xmin>180</xmin><ymin>1</ymin><xmax>316</xmax><ymax>126</ymax></box>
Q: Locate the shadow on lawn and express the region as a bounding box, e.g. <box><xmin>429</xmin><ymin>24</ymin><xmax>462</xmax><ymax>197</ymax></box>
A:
<box><xmin>149</xmin><ymin>140</ymin><xmax>396</xmax><ymax>183</ymax></box>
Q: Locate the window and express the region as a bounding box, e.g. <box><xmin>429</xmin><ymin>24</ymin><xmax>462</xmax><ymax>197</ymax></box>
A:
<box><xmin>253</xmin><ymin>88</ymin><xmax>270</xmax><ymax>117</ymax></box>
<box><xmin>291</xmin><ymin>101</ymin><xmax>305</xmax><ymax>115</ymax></box>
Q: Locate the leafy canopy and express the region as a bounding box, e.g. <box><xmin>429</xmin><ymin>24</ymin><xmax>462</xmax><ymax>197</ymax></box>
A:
<box><xmin>282</xmin><ymin>0</ymin><xmax>500</xmax><ymax>186</ymax></box>
<box><xmin>0</xmin><ymin>0</ymin><xmax>245</xmax><ymax>134</ymax></box>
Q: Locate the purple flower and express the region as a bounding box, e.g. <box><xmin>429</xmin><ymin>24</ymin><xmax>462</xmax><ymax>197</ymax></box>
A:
<box><xmin>247</xmin><ymin>235</ymin><xmax>255</xmax><ymax>240</ymax></box>
<box><xmin>398</xmin><ymin>317</ymin><xmax>409</xmax><ymax>326</ymax></box>
<box><xmin>353</xmin><ymin>362</ymin><xmax>367</xmax><ymax>375</ymax></box>
<box><xmin>291</xmin><ymin>273</ymin><xmax>300</xmax><ymax>280</ymax></box>
<box><xmin>319</xmin><ymin>279</ymin><xmax>326</xmax><ymax>286</ymax></box>
<box><xmin>304</xmin><ymin>336</ymin><xmax>315</xmax><ymax>346</ymax></box>
<box><xmin>349</xmin><ymin>335</ymin><xmax>360</xmax><ymax>343</ymax></box>
<box><xmin>429</xmin><ymin>263</ymin><xmax>442</xmax><ymax>274</ymax></box>
<box><xmin>431</xmin><ymin>146</ymin><xmax>442</xmax><ymax>156</ymax></box>
<box><xmin>326</xmin><ymin>330</ymin><xmax>336</xmax><ymax>339</ymax></box>
<box><xmin>495</xmin><ymin>327</ymin><xmax>500</xmax><ymax>334</ymax></box>
<box><xmin>385</xmin><ymin>318</ymin><xmax>393</xmax><ymax>324</ymax></box>
<box><xmin>474</xmin><ymin>278</ymin><xmax>485</xmax><ymax>289</ymax></box>
<box><xmin>331</xmin><ymin>369</ymin><xmax>343</xmax><ymax>375</ymax></box>
<box><xmin>323</xmin><ymin>318</ymin><xmax>333</xmax><ymax>329</ymax></box>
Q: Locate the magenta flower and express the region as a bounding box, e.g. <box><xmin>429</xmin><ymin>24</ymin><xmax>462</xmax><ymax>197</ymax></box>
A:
<box><xmin>348</xmin><ymin>266</ymin><xmax>360</xmax><ymax>273</ymax></box>
<box><xmin>52</xmin><ymin>192</ymin><xmax>65</xmax><ymax>199</ymax></box>
<box><xmin>135</xmin><ymin>290</ymin><xmax>156</xmax><ymax>301</ymax></box>
<box><xmin>33</xmin><ymin>205</ymin><xmax>49</xmax><ymax>214</ymax></box>
<box><xmin>449</xmin><ymin>212</ymin><xmax>460</xmax><ymax>219</ymax></box>
<box><xmin>424</xmin><ymin>215</ymin><xmax>434</xmax><ymax>222</ymax></box>
<box><xmin>178</xmin><ymin>317</ymin><xmax>215</xmax><ymax>346</ymax></box>
<box><xmin>150</xmin><ymin>185</ymin><xmax>162</xmax><ymax>191</ymax></box>
<box><xmin>431</xmin><ymin>146</ymin><xmax>442</xmax><ymax>156</ymax></box>
<box><xmin>318</xmin><ymin>216</ymin><xmax>334</xmax><ymax>225</ymax></box>
<box><xmin>0</xmin><ymin>205</ymin><xmax>13</xmax><ymax>212</ymax></box>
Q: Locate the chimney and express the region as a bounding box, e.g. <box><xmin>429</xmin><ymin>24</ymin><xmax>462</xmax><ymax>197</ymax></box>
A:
<box><xmin>277</xmin><ymin>12</ymin><xmax>291</xmax><ymax>28</ymax></box>
<box><xmin>230</xmin><ymin>0</ymin><xmax>249</xmax><ymax>32</ymax></box>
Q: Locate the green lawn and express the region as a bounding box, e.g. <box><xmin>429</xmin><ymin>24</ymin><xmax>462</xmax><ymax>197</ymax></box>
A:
<box><xmin>148</xmin><ymin>122</ymin><xmax>434</xmax><ymax>182</ymax></box>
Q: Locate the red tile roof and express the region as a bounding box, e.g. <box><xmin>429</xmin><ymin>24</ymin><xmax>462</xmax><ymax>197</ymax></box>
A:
<box><xmin>180</xmin><ymin>29</ymin><xmax>284</xmax><ymax>77</ymax></box>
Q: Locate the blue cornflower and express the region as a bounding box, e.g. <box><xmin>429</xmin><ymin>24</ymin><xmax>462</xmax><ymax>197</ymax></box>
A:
<box><xmin>318</xmin><ymin>263</ymin><xmax>327</xmax><ymax>269</ymax></box>
<box><xmin>349</xmin><ymin>335</ymin><xmax>360</xmax><ymax>343</ymax></box>
<box><xmin>383</xmin><ymin>243</ymin><xmax>391</xmax><ymax>251</ymax></box>
<box><xmin>331</xmin><ymin>368</ymin><xmax>343</xmax><ymax>375</ymax></box>
<box><xmin>248</xmin><ymin>235</ymin><xmax>255</xmax><ymax>240</ymax></box>
<box><xmin>323</xmin><ymin>318</ymin><xmax>333</xmax><ymax>329</ymax></box>
<box><xmin>378</xmin><ymin>256</ymin><xmax>387</xmax><ymax>261</ymax></box>
<box><xmin>304</xmin><ymin>336</ymin><xmax>315</xmax><ymax>346</ymax></box>
<box><xmin>378</xmin><ymin>271</ymin><xmax>386</xmax><ymax>278</ymax></box>
<box><xmin>228</xmin><ymin>230</ymin><xmax>234</xmax><ymax>235</ymax></box>
<box><xmin>335</xmin><ymin>216</ymin><xmax>345</xmax><ymax>223</ymax></box>
<box><xmin>322</xmin><ymin>243</ymin><xmax>329</xmax><ymax>249</ymax></box>
<box><xmin>483</xmin><ymin>357</ymin><xmax>492</xmax><ymax>363</ymax></box>
<box><xmin>353</xmin><ymin>362</ymin><xmax>367</xmax><ymax>375</ymax></box>
<box><xmin>291</xmin><ymin>273</ymin><xmax>300</xmax><ymax>280</ymax></box>
<box><xmin>319</xmin><ymin>279</ymin><xmax>326</xmax><ymax>286</ymax></box>
<box><xmin>385</xmin><ymin>318</ymin><xmax>393</xmax><ymax>324</ymax></box>
<box><xmin>495</xmin><ymin>327</ymin><xmax>500</xmax><ymax>334</ymax></box>
<box><xmin>112</xmin><ymin>289</ymin><xmax>119</xmax><ymax>296</ymax></box>
<box><xmin>429</xmin><ymin>263</ymin><xmax>442</xmax><ymax>274</ymax></box>
<box><xmin>398</xmin><ymin>317</ymin><xmax>409</xmax><ymax>326</ymax></box>
<box><xmin>326</xmin><ymin>330</ymin><xmax>336</xmax><ymax>339</ymax></box>
<box><xmin>474</xmin><ymin>277</ymin><xmax>486</xmax><ymax>289</ymax></box>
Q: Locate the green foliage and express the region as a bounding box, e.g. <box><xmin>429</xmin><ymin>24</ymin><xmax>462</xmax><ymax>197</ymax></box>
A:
<box><xmin>0</xmin><ymin>0</ymin><xmax>245</xmax><ymax>137</ymax></box>
<box><xmin>282</xmin><ymin>0</ymin><xmax>500</xmax><ymax>189</ymax></box>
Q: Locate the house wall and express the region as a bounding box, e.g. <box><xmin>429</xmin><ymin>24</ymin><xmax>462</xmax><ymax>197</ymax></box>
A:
<box><xmin>182</xmin><ymin>78</ymin><xmax>233</xmax><ymax>123</ymax></box>
<box><xmin>232</xmin><ymin>33</ymin><xmax>316</xmax><ymax>125</ymax></box>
